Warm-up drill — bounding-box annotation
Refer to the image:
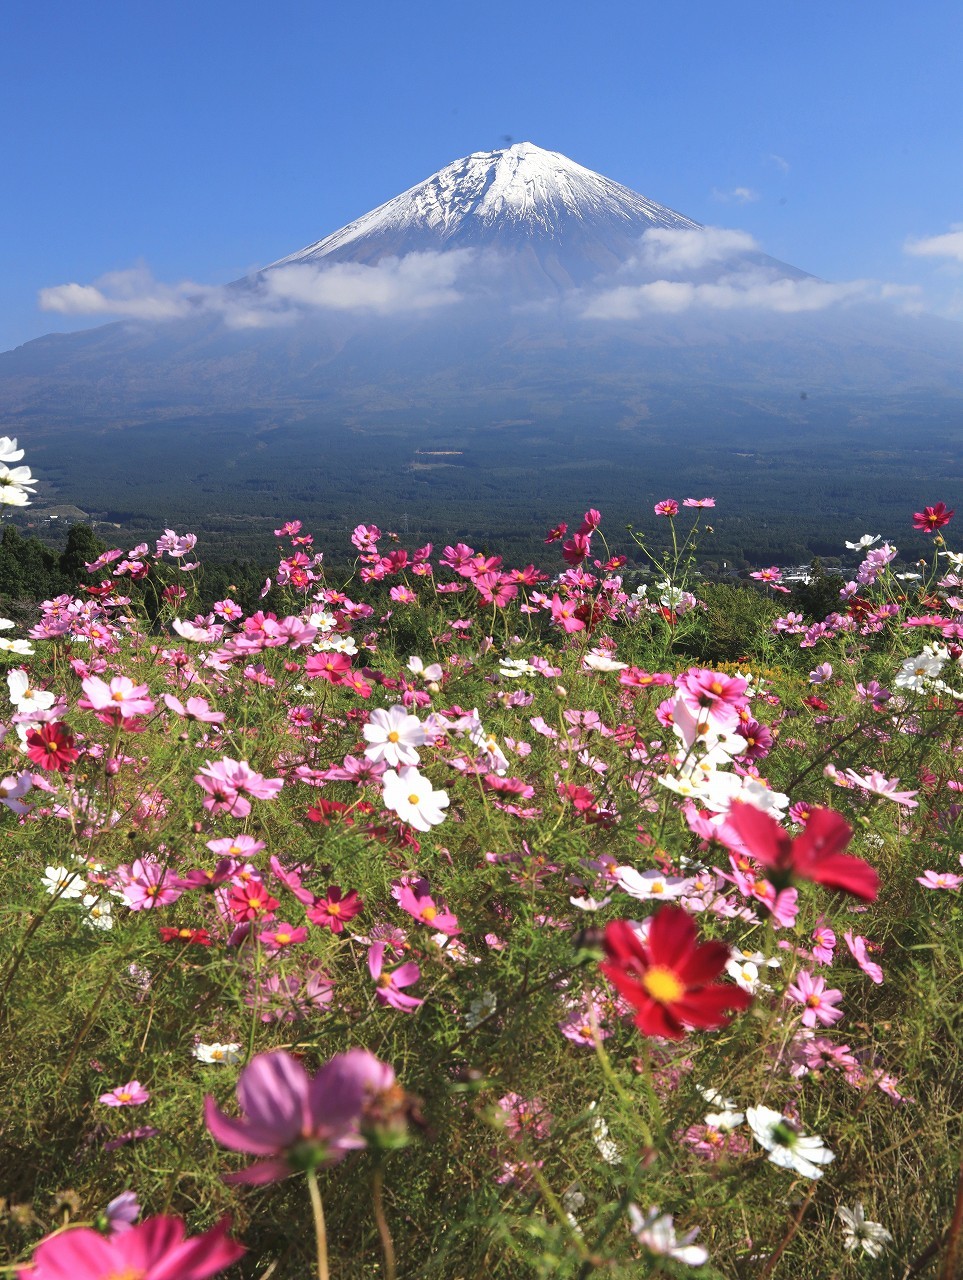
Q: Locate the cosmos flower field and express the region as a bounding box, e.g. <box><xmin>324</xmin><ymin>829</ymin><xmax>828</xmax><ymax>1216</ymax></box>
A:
<box><xmin>0</xmin><ymin>442</ymin><xmax>960</xmax><ymax>1278</ymax></box>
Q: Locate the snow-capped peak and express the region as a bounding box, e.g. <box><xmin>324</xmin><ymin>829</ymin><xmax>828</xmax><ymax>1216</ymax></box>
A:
<box><xmin>271</xmin><ymin>142</ymin><xmax>700</xmax><ymax>269</ymax></box>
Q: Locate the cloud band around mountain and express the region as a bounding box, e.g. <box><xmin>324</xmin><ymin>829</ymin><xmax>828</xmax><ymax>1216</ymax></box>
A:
<box><xmin>38</xmin><ymin>227</ymin><xmax>912</xmax><ymax>326</ymax></box>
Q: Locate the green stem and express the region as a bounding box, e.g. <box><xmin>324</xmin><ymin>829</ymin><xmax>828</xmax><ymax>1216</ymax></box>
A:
<box><xmin>372</xmin><ymin>1162</ymin><xmax>397</xmax><ymax>1280</ymax></box>
<box><xmin>306</xmin><ymin>1167</ymin><xmax>330</xmax><ymax>1280</ymax></box>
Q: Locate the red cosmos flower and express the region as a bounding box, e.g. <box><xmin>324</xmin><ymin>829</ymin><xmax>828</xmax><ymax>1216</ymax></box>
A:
<box><xmin>228</xmin><ymin>882</ymin><xmax>280</xmax><ymax>922</ymax></box>
<box><xmin>912</xmin><ymin>502</ymin><xmax>954</xmax><ymax>534</ymax></box>
<box><xmin>306</xmin><ymin>886</ymin><xmax>364</xmax><ymax>934</ymax></box>
<box><xmin>544</xmin><ymin>522</ymin><xmax>568</xmax><ymax>543</ymax></box>
<box><xmin>723</xmin><ymin>803</ymin><xmax>879</xmax><ymax>901</ymax></box>
<box><xmin>159</xmin><ymin>926</ymin><xmax>213</xmax><ymax>946</ymax></box>
<box><xmin>600</xmin><ymin>907</ymin><xmax>751</xmax><ymax>1041</ymax></box>
<box><xmin>25</xmin><ymin>722</ymin><xmax>80</xmax><ymax>772</ymax></box>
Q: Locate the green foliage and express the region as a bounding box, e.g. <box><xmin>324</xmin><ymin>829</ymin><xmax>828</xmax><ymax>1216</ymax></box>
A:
<box><xmin>0</xmin><ymin>520</ymin><xmax>959</xmax><ymax>1280</ymax></box>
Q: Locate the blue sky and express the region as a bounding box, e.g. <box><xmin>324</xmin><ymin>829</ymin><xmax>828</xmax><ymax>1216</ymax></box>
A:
<box><xmin>2</xmin><ymin>0</ymin><xmax>962</xmax><ymax>350</ymax></box>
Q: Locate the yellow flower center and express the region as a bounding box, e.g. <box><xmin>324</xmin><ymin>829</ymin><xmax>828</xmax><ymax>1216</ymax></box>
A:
<box><xmin>112</xmin><ymin>690</ymin><xmax>126</xmax><ymax>702</ymax></box>
<box><xmin>106</xmin><ymin>1270</ymin><xmax>145</xmax><ymax>1280</ymax></box>
<box><xmin>276</xmin><ymin>932</ymin><xmax>291</xmax><ymax>945</ymax></box>
<box><xmin>642</xmin><ymin>965</ymin><xmax>685</xmax><ymax>1004</ymax></box>
<box><xmin>387</xmin><ymin>731</ymin><xmax>400</xmax><ymax>742</ymax></box>
<box><xmin>408</xmin><ymin>793</ymin><xmax>420</xmax><ymax>805</ymax></box>
<box><xmin>420</xmin><ymin>906</ymin><xmax>438</xmax><ymax>922</ymax></box>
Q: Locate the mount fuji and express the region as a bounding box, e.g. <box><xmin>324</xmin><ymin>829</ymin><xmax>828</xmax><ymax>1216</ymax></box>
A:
<box><xmin>2</xmin><ymin>143</ymin><xmax>962</xmax><ymax>563</ymax></box>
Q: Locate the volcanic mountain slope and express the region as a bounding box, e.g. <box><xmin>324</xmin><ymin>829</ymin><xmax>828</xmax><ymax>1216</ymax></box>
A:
<box><xmin>1</xmin><ymin>142</ymin><xmax>962</xmax><ymax>563</ymax></box>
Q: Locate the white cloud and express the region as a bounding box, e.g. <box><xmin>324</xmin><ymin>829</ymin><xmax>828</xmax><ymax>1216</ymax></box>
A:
<box><xmin>631</xmin><ymin>226</ymin><xmax>759</xmax><ymax>273</ymax></box>
<box><xmin>711</xmin><ymin>186</ymin><xmax>759</xmax><ymax>204</ymax></box>
<box><xmin>263</xmin><ymin>250</ymin><xmax>473</xmax><ymax>315</ymax></box>
<box><xmin>583</xmin><ymin>272</ymin><xmax>882</xmax><ymax>320</ymax></box>
<box><xmin>39</xmin><ymin>265</ymin><xmax>201</xmax><ymax>320</ymax></box>
<box><xmin>767</xmin><ymin>153</ymin><xmax>791</xmax><ymax>174</ymax></box>
<box><xmin>905</xmin><ymin>224</ymin><xmax>963</xmax><ymax>264</ymax></box>
<box><xmin>38</xmin><ymin>252</ymin><xmax>475</xmax><ymax>326</ymax></box>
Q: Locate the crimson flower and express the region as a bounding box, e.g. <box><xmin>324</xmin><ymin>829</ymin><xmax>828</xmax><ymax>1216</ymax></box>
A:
<box><xmin>16</xmin><ymin>1215</ymin><xmax>244</xmax><ymax>1280</ymax></box>
<box><xmin>723</xmin><ymin>804</ymin><xmax>878</xmax><ymax>901</ymax></box>
<box><xmin>159</xmin><ymin>926</ymin><xmax>213</xmax><ymax>946</ymax></box>
<box><xmin>912</xmin><ymin>502</ymin><xmax>954</xmax><ymax>533</ymax></box>
<box><xmin>307</xmin><ymin>885</ymin><xmax>364</xmax><ymax>933</ymax></box>
<box><xmin>25</xmin><ymin>722</ymin><xmax>79</xmax><ymax>772</ymax></box>
<box><xmin>600</xmin><ymin>907</ymin><xmax>751</xmax><ymax>1041</ymax></box>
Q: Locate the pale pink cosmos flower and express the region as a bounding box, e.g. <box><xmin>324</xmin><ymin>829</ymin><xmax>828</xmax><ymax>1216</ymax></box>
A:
<box><xmin>682</xmin><ymin>497</ymin><xmax>715</xmax><ymax>508</ymax></box>
<box><xmin>99</xmin><ymin>1080</ymin><xmax>150</xmax><ymax>1107</ymax></box>
<box><xmin>843</xmin><ymin>769</ymin><xmax>919</xmax><ymax>809</ymax></box>
<box><xmin>844</xmin><ymin>932</ymin><xmax>884</xmax><ymax>984</ymax></box>
<box><xmin>205</xmin><ymin>1048</ymin><xmax>395</xmax><ymax>1184</ymax></box>
<box><xmin>163</xmin><ymin>694</ymin><xmax>225</xmax><ymax>723</ymax></box>
<box><xmin>787</xmin><ymin>971</ymin><xmax>844</xmax><ymax>1028</ymax></box>
<box><xmin>80</xmin><ymin>675</ymin><xmax>155</xmax><ymax>718</ymax></box>
<box><xmin>368</xmin><ymin>942</ymin><xmax>423</xmax><ymax>1011</ymax></box>
<box><xmin>917</xmin><ymin>870</ymin><xmax>963</xmax><ymax>890</ymax></box>
<box><xmin>194</xmin><ymin>757</ymin><xmax>283</xmax><ymax>818</ymax></box>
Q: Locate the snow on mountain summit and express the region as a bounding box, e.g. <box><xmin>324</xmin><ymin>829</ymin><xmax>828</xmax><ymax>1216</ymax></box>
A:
<box><xmin>270</xmin><ymin>143</ymin><xmax>701</xmax><ymax>283</ymax></box>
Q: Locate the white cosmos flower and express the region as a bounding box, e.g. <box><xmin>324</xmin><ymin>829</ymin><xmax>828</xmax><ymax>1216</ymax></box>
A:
<box><xmin>582</xmin><ymin>652</ymin><xmax>628</xmax><ymax>672</ymax></box>
<box><xmin>193</xmin><ymin>1042</ymin><xmax>242</xmax><ymax>1065</ymax></box>
<box><xmin>836</xmin><ymin>1203</ymin><xmax>893</xmax><ymax>1258</ymax></box>
<box><xmin>627</xmin><ymin>1205</ymin><xmax>708</xmax><ymax>1267</ymax></box>
<box><xmin>588</xmin><ymin>1102</ymin><xmax>622</xmax><ymax>1164</ymax></box>
<box><xmin>0</xmin><ymin>637</ymin><xmax>34</xmax><ymax>655</ymax></box>
<box><xmin>499</xmin><ymin>657</ymin><xmax>536</xmax><ymax>678</ymax></box>
<box><xmin>894</xmin><ymin>648</ymin><xmax>947</xmax><ymax>693</ymax></box>
<box><xmin>845</xmin><ymin>534</ymin><xmax>881</xmax><ymax>550</ymax></box>
<box><xmin>363</xmin><ymin>706</ymin><xmax>428</xmax><ymax>767</ymax></box>
<box><xmin>746</xmin><ymin>1105</ymin><xmax>834</xmax><ymax>1179</ymax></box>
<box><xmin>42</xmin><ymin>866</ymin><xmax>87</xmax><ymax>898</ymax></box>
<box><xmin>0</xmin><ymin>437</ymin><xmax>25</xmax><ymax>463</ymax></box>
<box><xmin>7</xmin><ymin>668</ymin><xmax>56</xmax><ymax>713</ymax></box>
<box><xmin>81</xmin><ymin>894</ymin><xmax>113</xmax><ymax>930</ymax></box>
<box><xmin>465</xmin><ymin>991</ymin><xmax>496</xmax><ymax>1029</ymax></box>
<box><xmin>615</xmin><ymin>867</ymin><xmax>690</xmax><ymax>900</ymax></box>
<box><xmin>381</xmin><ymin>765</ymin><xmax>449</xmax><ymax>832</ymax></box>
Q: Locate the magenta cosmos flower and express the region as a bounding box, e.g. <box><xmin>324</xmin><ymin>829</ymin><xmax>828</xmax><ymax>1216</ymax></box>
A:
<box><xmin>17</xmin><ymin>1215</ymin><xmax>244</xmax><ymax>1280</ymax></box>
<box><xmin>204</xmin><ymin>1047</ymin><xmax>395</xmax><ymax>1184</ymax></box>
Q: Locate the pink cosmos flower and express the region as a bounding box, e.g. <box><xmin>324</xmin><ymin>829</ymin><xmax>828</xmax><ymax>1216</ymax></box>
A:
<box><xmin>549</xmin><ymin>593</ymin><xmax>585</xmax><ymax>633</ymax></box>
<box><xmin>787</xmin><ymin>971</ymin><xmax>844</xmax><ymax>1028</ymax></box>
<box><xmin>843</xmin><ymin>932</ymin><xmax>884</xmax><ymax>984</ymax></box>
<box><xmin>99</xmin><ymin>1080</ymin><xmax>151</xmax><ymax>1107</ymax></box>
<box><xmin>205</xmin><ymin>1048</ymin><xmax>394</xmax><ymax>1183</ymax></box>
<box><xmin>194</xmin><ymin>757</ymin><xmax>283</xmax><ymax>818</ymax></box>
<box><xmin>80</xmin><ymin>675</ymin><xmax>156</xmax><ymax>719</ymax></box>
<box><xmin>842</xmin><ymin>768</ymin><xmax>919</xmax><ymax>808</ymax></box>
<box><xmin>368</xmin><ymin>942</ymin><xmax>423</xmax><ymax>1011</ymax></box>
<box><xmin>258</xmin><ymin>922</ymin><xmax>308</xmax><ymax>954</ymax></box>
<box><xmin>810</xmin><ymin>922</ymin><xmax>836</xmax><ymax>965</ymax></box>
<box><xmin>393</xmin><ymin>876</ymin><xmax>460</xmax><ymax>936</ymax></box>
<box><xmin>654</xmin><ymin>499</ymin><xmax>679</xmax><ymax>517</ymax></box>
<box><xmin>119</xmin><ymin>859</ymin><xmax>183</xmax><ymax>911</ymax></box>
<box><xmin>683</xmin><ymin>497</ymin><xmax>716</xmax><ymax>508</ymax></box>
<box><xmin>16</xmin><ymin>1215</ymin><xmax>244</xmax><ymax>1280</ymax></box>
<box><xmin>163</xmin><ymin>694</ymin><xmax>225</xmax><ymax>723</ymax></box>
<box><xmin>917</xmin><ymin>869</ymin><xmax>963</xmax><ymax>890</ymax></box>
